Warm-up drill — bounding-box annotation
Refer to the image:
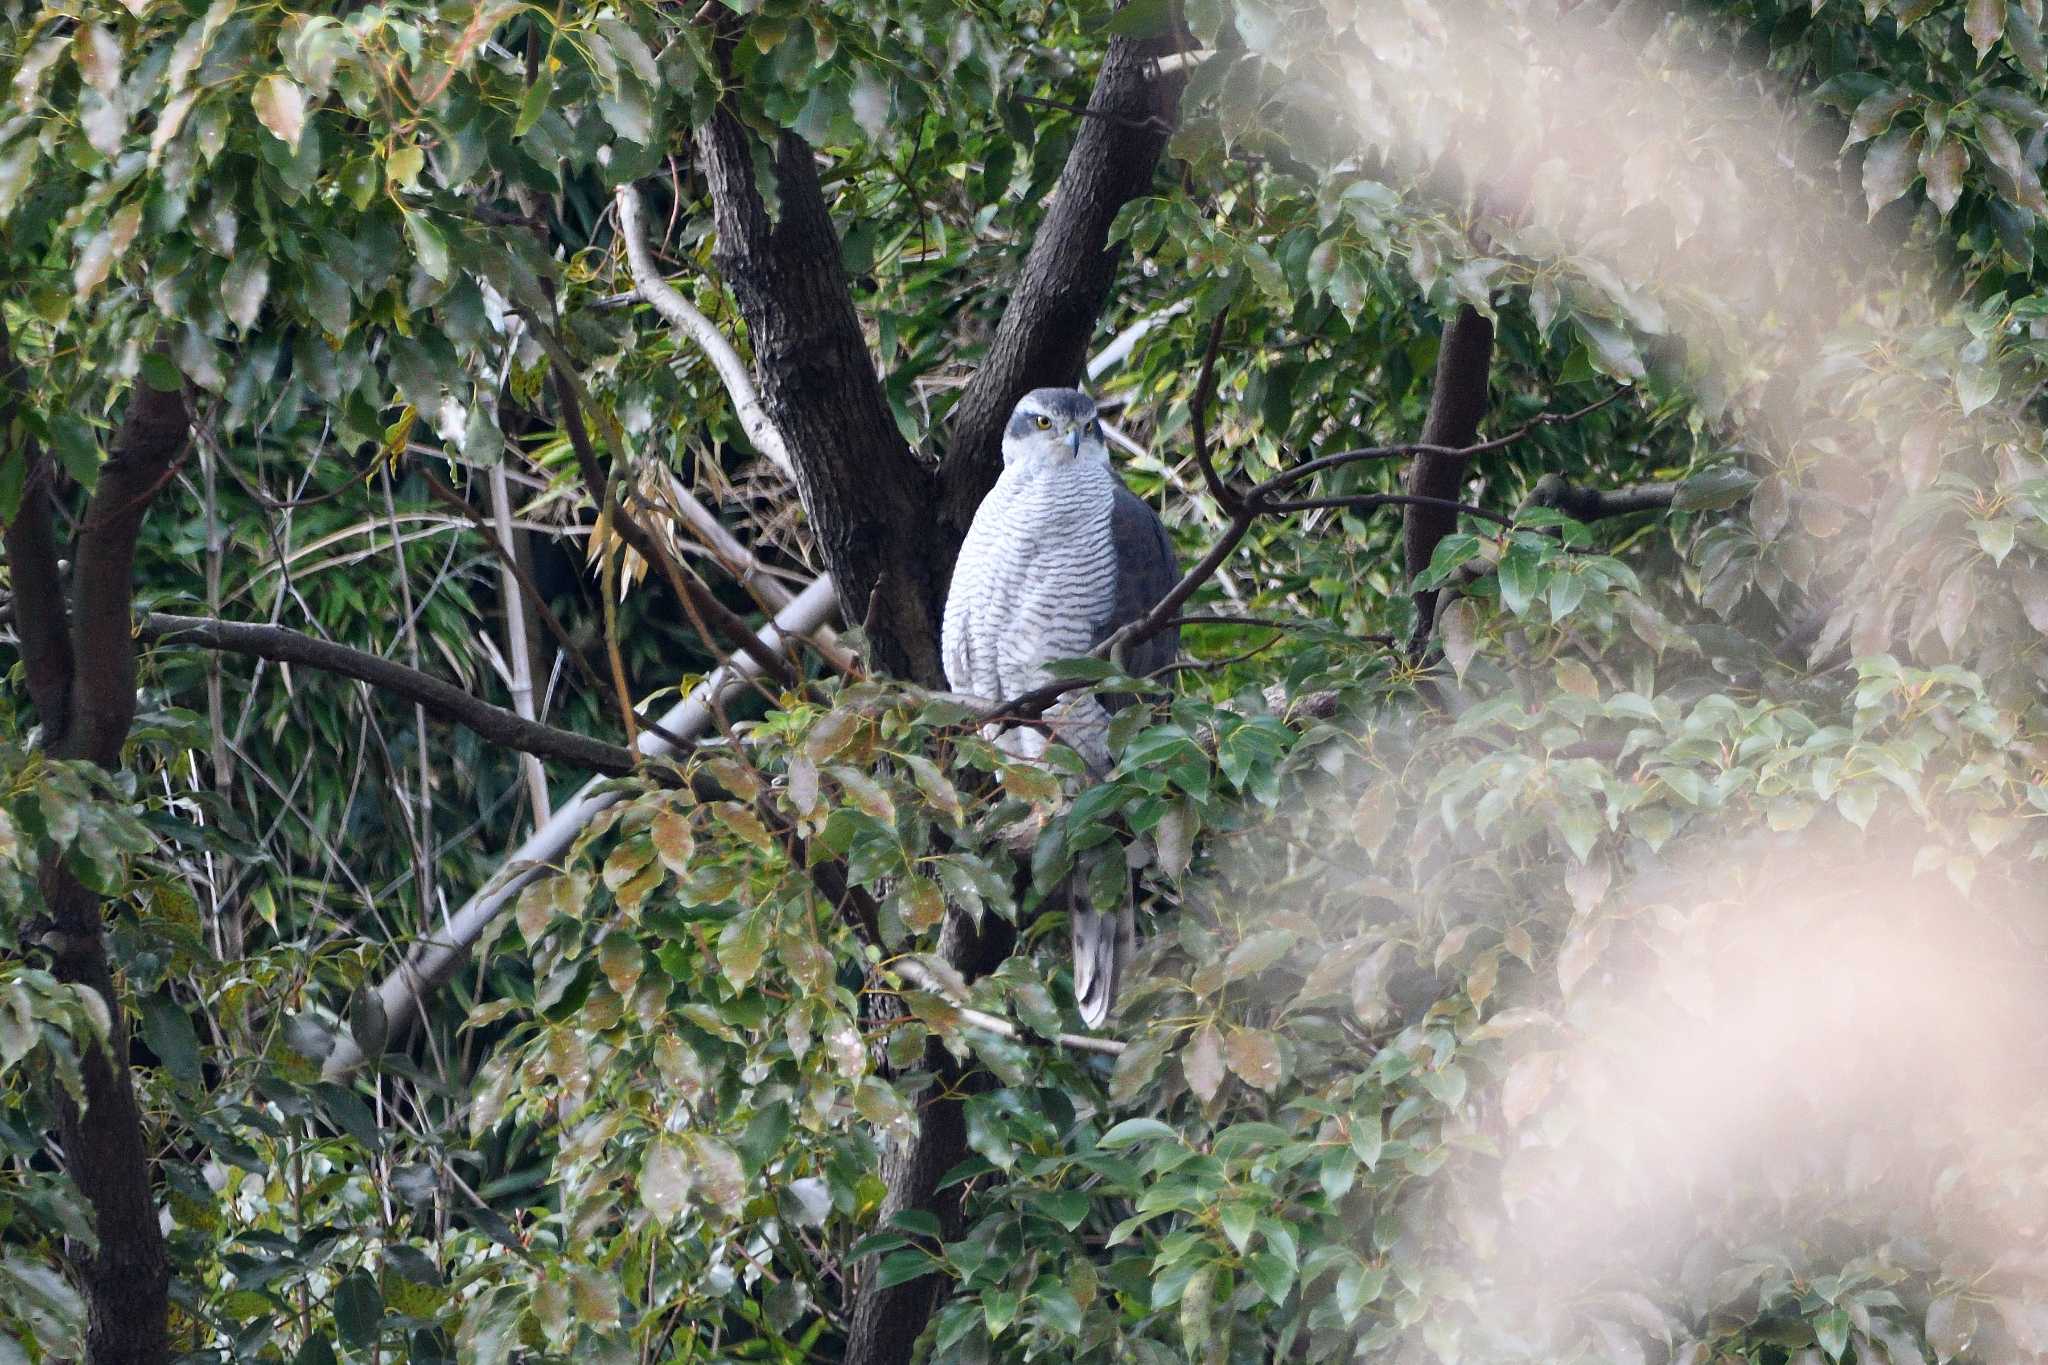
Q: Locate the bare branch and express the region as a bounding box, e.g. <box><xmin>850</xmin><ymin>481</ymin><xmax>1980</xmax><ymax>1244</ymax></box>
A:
<box><xmin>1261</xmin><ymin>492</ymin><xmax>1517</xmax><ymax>529</ymax></box>
<box><xmin>938</xmin><ymin>31</ymin><xmax>1188</xmax><ymax>548</ymax></box>
<box><xmin>1248</xmin><ymin>390</ymin><xmax>1625</xmax><ymax>501</ymax></box>
<box><xmin>614</xmin><ymin>184</ymin><xmax>796</xmax><ymax>482</ymax></box>
<box><xmin>139</xmin><ymin>614</ymin><xmax>638</xmax><ymax>775</ymax></box>
<box><xmin>890</xmin><ymin>957</ymin><xmax>1126</xmax><ymax>1056</ymax></box>
<box><xmin>322</xmin><ymin>576</ymin><xmax>843</xmax><ymax>1078</ymax></box>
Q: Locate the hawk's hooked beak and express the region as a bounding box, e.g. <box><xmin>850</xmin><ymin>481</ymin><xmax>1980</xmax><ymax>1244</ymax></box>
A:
<box><xmin>1065</xmin><ymin>427</ymin><xmax>1082</xmax><ymax>457</ymax></box>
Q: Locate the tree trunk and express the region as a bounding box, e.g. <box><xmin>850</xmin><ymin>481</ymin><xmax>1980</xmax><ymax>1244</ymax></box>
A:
<box><xmin>46</xmin><ymin>870</ymin><xmax>171</xmax><ymax>1365</ymax></box>
<box><xmin>937</xmin><ymin>32</ymin><xmax>1187</xmax><ymax>559</ymax></box>
<box><xmin>696</xmin><ymin>114</ymin><xmax>947</xmax><ymax>685</ymax></box>
<box><xmin>2</xmin><ymin>350</ymin><xmax>189</xmax><ymax>1365</ymax></box>
<box><xmin>842</xmin><ymin>911</ymin><xmax>1016</xmax><ymax>1365</ymax></box>
<box><xmin>1403</xmin><ymin>305</ymin><xmax>1495</xmax><ymax>653</ymax></box>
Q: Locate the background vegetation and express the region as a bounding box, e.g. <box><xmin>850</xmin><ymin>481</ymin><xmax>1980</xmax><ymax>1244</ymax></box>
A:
<box><xmin>3</xmin><ymin>0</ymin><xmax>2047</xmax><ymax>1362</ymax></box>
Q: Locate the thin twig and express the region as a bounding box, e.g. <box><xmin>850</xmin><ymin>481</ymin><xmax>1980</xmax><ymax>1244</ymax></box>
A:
<box><xmin>1188</xmin><ymin>310</ymin><xmax>1238</xmax><ymax>512</ymax></box>
<box><xmin>1259</xmin><ymin>492</ymin><xmax>1517</xmax><ymax>529</ymax></box>
<box><xmin>1249</xmin><ymin>390</ymin><xmax>1626</xmax><ymax>501</ymax></box>
<box><xmin>891</xmin><ymin>958</ymin><xmax>1126</xmax><ymax>1056</ymax></box>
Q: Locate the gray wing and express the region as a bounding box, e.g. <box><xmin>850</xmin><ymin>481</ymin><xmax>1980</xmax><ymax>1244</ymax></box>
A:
<box><xmin>1091</xmin><ymin>483</ymin><xmax>1181</xmax><ymax>692</ymax></box>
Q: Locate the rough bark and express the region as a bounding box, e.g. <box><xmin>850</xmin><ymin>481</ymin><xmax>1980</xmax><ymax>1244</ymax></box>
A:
<box><xmin>3</xmin><ymin>364</ymin><xmax>189</xmax><ymax>1365</ymax></box>
<box><xmin>696</xmin><ymin>114</ymin><xmax>946</xmax><ymax>685</ymax></box>
<box><xmin>937</xmin><ymin>32</ymin><xmax>1187</xmax><ymax>556</ymax></box>
<box><xmin>1403</xmin><ymin>306</ymin><xmax>1495</xmax><ymax>653</ymax></box>
<box><xmin>842</xmin><ymin>912</ymin><xmax>1016</xmax><ymax>1365</ymax></box>
<box><xmin>690</xmin><ymin>22</ymin><xmax>1191</xmax><ymax>1364</ymax></box>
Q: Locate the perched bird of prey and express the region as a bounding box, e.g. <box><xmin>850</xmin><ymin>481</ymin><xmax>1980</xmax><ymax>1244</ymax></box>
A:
<box><xmin>943</xmin><ymin>386</ymin><xmax>1180</xmax><ymax>1026</ymax></box>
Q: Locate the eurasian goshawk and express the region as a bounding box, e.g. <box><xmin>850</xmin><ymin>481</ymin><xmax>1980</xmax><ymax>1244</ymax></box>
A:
<box><xmin>942</xmin><ymin>386</ymin><xmax>1180</xmax><ymax>1025</ymax></box>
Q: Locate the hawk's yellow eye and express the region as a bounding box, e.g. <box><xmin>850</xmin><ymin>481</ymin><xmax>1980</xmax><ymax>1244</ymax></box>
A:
<box><xmin>1033</xmin><ymin>415</ymin><xmax>1052</xmax><ymax>430</ymax></box>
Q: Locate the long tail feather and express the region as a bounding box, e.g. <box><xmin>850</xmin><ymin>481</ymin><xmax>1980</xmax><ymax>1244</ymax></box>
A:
<box><xmin>1071</xmin><ymin>873</ymin><xmax>1136</xmax><ymax>1029</ymax></box>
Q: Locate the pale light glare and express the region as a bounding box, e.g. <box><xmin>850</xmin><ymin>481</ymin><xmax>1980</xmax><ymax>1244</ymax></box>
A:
<box><xmin>1219</xmin><ymin>0</ymin><xmax>2048</xmax><ymax>1352</ymax></box>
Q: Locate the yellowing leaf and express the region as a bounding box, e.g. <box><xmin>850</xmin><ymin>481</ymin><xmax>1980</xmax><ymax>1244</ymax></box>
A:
<box><xmin>1183</xmin><ymin>1021</ymin><xmax>1225</xmax><ymax>1103</ymax></box>
<box><xmin>74</xmin><ymin>24</ymin><xmax>121</xmax><ymax>95</ymax></box>
<box><xmin>1921</xmin><ymin>135</ymin><xmax>1968</xmax><ymax>214</ymax></box>
<box><xmin>1440</xmin><ymin>596</ymin><xmax>1480</xmax><ymax>681</ymax></box>
<box><xmin>385</xmin><ymin>143</ymin><xmax>425</xmax><ymax>188</ymax></box>
<box><xmin>1967</xmin><ymin>0</ymin><xmax>2006</xmax><ymax>59</ymax></box>
<box><xmin>905</xmin><ymin>875</ymin><xmax>951</xmax><ymax>934</ymax></box>
<box><xmin>566</xmin><ymin>1266</ymin><xmax>619</xmax><ymax>1329</ymax></box>
<box><xmin>1223</xmin><ymin>1027</ymin><xmax>1283</xmax><ymax>1093</ymax></box>
<box><xmin>220</xmin><ymin>254</ymin><xmax>268</xmax><ymax>330</ymax></box>
<box><xmin>716</xmin><ymin>911</ymin><xmax>769</xmax><ymax>990</ymax></box>
<box><xmin>650</xmin><ymin>808</ymin><xmax>694</xmax><ymax>875</ymax></box>
<box><xmin>640</xmin><ymin>1140</ymin><xmax>692</xmax><ymax>1220</ymax></box>
<box><xmin>252</xmin><ymin>74</ymin><xmax>306</xmax><ymax>151</ymax></box>
<box><xmin>598</xmin><ymin>934</ymin><xmax>644</xmax><ymax>996</ymax></box>
<box><xmin>74</xmin><ymin>229</ymin><xmax>114</xmax><ymax>300</ymax></box>
<box><xmin>1350</xmin><ymin>783</ymin><xmax>1397</xmax><ymax>856</ymax></box>
<box><xmin>1501</xmin><ymin>1050</ymin><xmax>1558</xmax><ymax>1126</ymax></box>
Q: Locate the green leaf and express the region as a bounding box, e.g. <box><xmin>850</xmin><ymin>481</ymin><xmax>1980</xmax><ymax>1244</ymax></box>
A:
<box><xmin>1498</xmin><ymin>543</ymin><xmax>1541</xmax><ymax>616</ymax></box>
<box><xmin>333</xmin><ymin>1270</ymin><xmax>382</xmax><ymax>1348</ymax></box>
<box><xmin>1223</xmin><ymin>928</ymin><xmax>1295</xmax><ymax>980</ymax></box>
<box><xmin>403</xmin><ymin>212</ymin><xmax>449</xmax><ymax>282</ymax></box>
<box><xmin>1183</xmin><ymin>1021</ymin><xmax>1226</xmax><ymax>1103</ymax></box>
<box><xmin>1098</xmin><ymin>1117</ymin><xmax>1176</xmax><ymax>1148</ymax></box>
<box><xmin>1815</xmin><ymin>1308</ymin><xmax>1851</xmax><ymax>1360</ymax></box>
<box><xmin>1863</xmin><ymin>125</ymin><xmax>1924</xmax><ymax>217</ymax></box>
<box><xmin>1672</xmin><ymin>465</ymin><xmax>1759</xmax><ymax>511</ymax></box>
<box><xmin>1108</xmin><ymin>1031</ymin><xmax>1168</xmax><ymax>1102</ymax></box>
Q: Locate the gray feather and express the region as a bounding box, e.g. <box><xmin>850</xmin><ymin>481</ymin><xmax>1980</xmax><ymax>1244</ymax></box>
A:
<box><xmin>1096</xmin><ymin>484</ymin><xmax>1181</xmax><ymax>689</ymax></box>
<box><xmin>942</xmin><ymin>387</ymin><xmax>1180</xmax><ymax>1028</ymax></box>
<box><xmin>1070</xmin><ymin>877</ymin><xmax>1135</xmax><ymax>1030</ymax></box>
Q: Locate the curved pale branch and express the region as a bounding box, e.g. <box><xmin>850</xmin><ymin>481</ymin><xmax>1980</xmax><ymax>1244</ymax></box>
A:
<box><xmin>320</xmin><ymin>575</ymin><xmax>843</xmax><ymax>1079</ymax></box>
<box><xmin>615</xmin><ymin>184</ymin><xmax>796</xmax><ymax>482</ymax></box>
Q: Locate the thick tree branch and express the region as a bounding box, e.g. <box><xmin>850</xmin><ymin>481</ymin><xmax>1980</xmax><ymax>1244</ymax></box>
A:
<box><xmin>697</xmin><ymin>102</ymin><xmax>944</xmax><ymax>684</ymax></box>
<box><xmin>12</xmin><ymin>367</ymin><xmax>192</xmax><ymax>1365</ymax></box>
<box><xmin>138</xmin><ymin>614</ymin><xmax>638</xmax><ymax>776</ymax></box>
<box><xmin>61</xmin><ymin>372</ymin><xmax>190</xmax><ymax>766</ymax></box>
<box><xmin>1403</xmin><ymin>306</ymin><xmax>1495</xmax><ymax>656</ymax></box>
<box><xmin>938</xmin><ymin>31</ymin><xmax>1188</xmax><ymax>548</ymax></box>
<box><xmin>1519</xmin><ymin>473</ymin><xmax>1677</xmax><ymax>520</ymax></box>
<box><xmin>614</xmin><ymin>184</ymin><xmax>795</xmax><ymax>481</ymax></box>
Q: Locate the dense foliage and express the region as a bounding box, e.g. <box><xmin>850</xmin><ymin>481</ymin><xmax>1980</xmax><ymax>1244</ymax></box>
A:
<box><xmin>3</xmin><ymin>0</ymin><xmax>2048</xmax><ymax>1362</ymax></box>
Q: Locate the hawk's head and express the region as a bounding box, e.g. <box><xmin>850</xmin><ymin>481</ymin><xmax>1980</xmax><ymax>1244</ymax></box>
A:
<box><xmin>1002</xmin><ymin>387</ymin><xmax>1107</xmax><ymax>468</ymax></box>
